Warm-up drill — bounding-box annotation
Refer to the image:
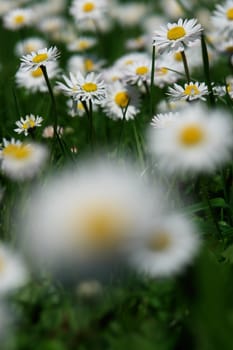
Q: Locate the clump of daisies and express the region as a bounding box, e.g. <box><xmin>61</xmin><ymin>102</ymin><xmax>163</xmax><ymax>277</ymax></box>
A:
<box><xmin>16</xmin><ymin>156</ymin><xmax>200</xmax><ymax>281</ymax></box>
<box><xmin>148</xmin><ymin>104</ymin><xmax>233</xmax><ymax>175</ymax></box>
<box><xmin>14</xmin><ymin>114</ymin><xmax>43</xmax><ymax>136</ymax></box>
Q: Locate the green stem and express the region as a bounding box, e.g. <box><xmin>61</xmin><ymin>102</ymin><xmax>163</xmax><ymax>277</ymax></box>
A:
<box><xmin>201</xmin><ymin>33</ymin><xmax>215</xmax><ymax>106</ymax></box>
<box><xmin>132</xmin><ymin>121</ymin><xmax>145</xmax><ymax>168</ymax></box>
<box><xmin>150</xmin><ymin>45</ymin><xmax>156</xmax><ymax>118</ymax></box>
<box><xmin>81</xmin><ymin>100</ymin><xmax>94</xmax><ymax>150</ymax></box>
<box><xmin>181</xmin><ymin>50</ymin><xmax>190</xmax><ymax>83</ymax></box>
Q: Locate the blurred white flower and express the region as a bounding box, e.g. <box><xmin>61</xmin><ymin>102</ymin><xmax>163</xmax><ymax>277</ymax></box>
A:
<box><xmin>3</xmin><ymin>8</ymin><xmax>34</xmax><ymax>30</ymax></box>
<box><xmin>129</xmin><ymin>213</ymin><xmax>200</xmax><ymax>277</ymax></box>
<box><xmin>148</xmin><ymin>104</ymin><xmax>233</xmax><ymax>174</ymax></box>
<box><xmin>14</xmin><ymin>37</ymin><xmax>47</xmax><ymax>57</ymax></box>
<box><xmin>0</xmin><ymin>138</ymin><xmax>48</xmax><ymax>181</ymax></box>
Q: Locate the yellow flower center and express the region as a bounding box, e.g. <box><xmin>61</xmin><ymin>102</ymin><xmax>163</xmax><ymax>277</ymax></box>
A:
<box><xmin>136</xmin><ymin>66</ymin><xmax>148</xmax><ymax>75</ymax></box>
<box><xmin>167</xmin><ymin>26</ymin><xmax>186</xmax><ymax>40</ymax></box>
<box><xmin>3</xmin><ymin>144</ymin><xmax>32</xmax><ymax>160</ymax></box>
<box><xmin>125</xmin><ymin>59</ymin><xmax>134</xmax><ymax>65</ymax></box>
<box><xmin>84</xmin><ymin>59</ymin><xmax>94</xmax><ymax>72</ymax></box>
<box><xmin>82</xmin><ymin>82</ymin><xmax>97</xmax><ymax>92</ymax></box>
<box><xmin>22</xmin><ymin>120</ymin><xmax>36</xmax><ymax>130</ymax></box>
<box><xmin>226</xmin><ymin>8</ymin><xmax>233</xmax><ymax>20</ymax></box>
<box><xmin>179</xmin><ymin>124</ymin><xmax>204</xmax><ymax>146</ymax></box>
<box><xmin>83</xmin><ymin>2</ymin><xmax>95</xmax><ymax>12</ymax></box>
<box><xmin>73</xmin><ymin>204</ymin><xmax>128</xmax><ymax>250</ymax></box>
<box><xmin>157</xmin><ymin>67</ymin><xmax>168</xmax><ymax>76</ymax></box>
<box><xmin>79</xmin><ymin>41</ymin><xmax>89</xmax><ymax>50</ymax></box>
<box><xmin>32</xmin><ymin>53</ymin><xmax>48</xmax><ymax>63</ymax></box>
<box><xmin>114</xmin><ymin>91</ymin><xmax>129</xmax><ymax>108</ymax></box>
<box><xmin>77</xmin><ymin>102</ymin><xmax>85</xmax><ymax>110</ymax></box>
<box><xmin>174</xmin><ymin>51</ymin><xmax>183</xmax><ymax>61</ymax></box>
<box><xmin>31</xmin><ymin>67</ymin><xmax>43</xmax><ymax>78</ymax></box>
<box><xmin>184</xmin><ymin>85</ymin><xmax>200</xmax><ymax>96</ymax></box>
<box><xmin>25</xmin><ymin>44</ymin><xmax>36</xmax><ymax>53</ymax></box>
<box><xmin>227</xmin><ymin>84</ymin><xmax>232</xmax><ymax>93</ymax></box>
<box><xmin>148</xmin><ymin>232</ymin><xmax>171</xmax><ymax>251</ymax></box>
<box><xmin>14</xmin><ymin>15</ymin><xmax>25</xmax><ymax>24</ymax></box>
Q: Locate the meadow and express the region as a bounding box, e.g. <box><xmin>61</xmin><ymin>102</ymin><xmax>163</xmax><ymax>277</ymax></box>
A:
<box><xmin>0</xmin><ymin>0</ymin><xmax>233</xmax><ymax>349</ymax></box>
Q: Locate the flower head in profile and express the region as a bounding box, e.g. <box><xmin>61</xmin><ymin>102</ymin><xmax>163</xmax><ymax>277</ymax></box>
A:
<box><xmin>153</xmin><ymin>18</ymin><xmax>203</xmax><ymax>54</ymax></box>
<box><xmin>14</xmin><ymin>114</ymin><xmax>43</xmax><ymax>136</ymax></box>
<box><xmin>167</xmin><ymin>82</ymin><xmax>209</xmax><ymax>101</ymax></box>
<box><xmin>0</xmin><ymin>138</ymin><xmax>48</xmax><ymax>180</ymax></box>
<box><xmin>148</xmin><ymin>104</ymin><xmax>233</xmax><ymax>174</ymax></box>
<box><xmin>20</xmin><ymin>46</ymin><xmax>60</xmax><ymax>72</ymax></box>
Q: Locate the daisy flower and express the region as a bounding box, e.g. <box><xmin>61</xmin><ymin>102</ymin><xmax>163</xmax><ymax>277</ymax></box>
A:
<box><xmin>67</xmin><ymin>99</ymin><xmax>98</xmax><ymax>117</ymax></box>
<box><xmin>20</xmin><ymin>46</ymin><xmax>60</xmax><ymax>72</ymax></box>
<box><xmin>67</xmin><ymin>55</ymin><xmax>105</xmax><ymax>75</ymax></box>
<box><xmin>128</xmin><ymin>213</ymin><xmax>199</xmax><ymax>278</ymax></box>
<box><xmin>0</xmin><ymin>138</ymin><xmax>48</xmax><ymax>181</ymax></box>
<box><xmin>212</xmin><ymin>0</ymin><xmax>233</xmax><ymax>34</ymax></box>
<box><xmin>69</xmin><ymin>0</ymin><xmax>108</xmax><ymax>22</ymax></box>
<box><xmin>56</xmin><ymin>72</ymin><xmax>80</xmax><ymax>99</ymax></box>
<box><xmin>3</xmin><ymin>8</ymin><xmax>34</xmax><ymax>30</ymax></box>
<box><xmin>151</xmin><ymin>112</ymin><xmax>179</xmax><ymax>129</ymax></box>
<box><xmin>148</xmin><ymin>104</ymin><xmax>233</xmax><ymax>175</ymax></box>
<box><xmin>67</xmin><ymin>36</ymin><xmax>97</xmax><ymax>52</ymax></box>
<box><xmin>18</xmin><ymin>159</ymin><xmax>159</xmax><ymax>276</ymax></box>
<box><xmin>14</xmin><ymin>37</ymin><xmax>47</xmax><ymax>57</ymax></box>
<box><xmin>15</xmin><ymin>62</ymin><xmax>59</xmax><ymax>93</ymax></box>
<box><xmin>167</xmin><ymin>82</ymin><xmax>209</xmax><ymax>101</ymax></box>
<box><xmin>14</xmin><ymin>114</ymin><xmax>43</xmax><ymax>136</ymax></box>
<box><xmin>75</xmin><ymin>71</ymin><xmax>106</xmax><ymax>105</ymax></box>
<box><xmin>102</xmin><ymin>81</ymin><xmax>140</xmax><ymax>121</ymax></box>
<box><xmin>0</xmin><ymin>243</ymin><xmax>29</xmax><ymax>295</ymax></box>
<box><xmin>153</xmin><ymin>18</ymin><xmax>203</xmax><ymax>54</ymax></box>
<box><xmin>123</xmin><ymin>60</ymin><xmax>151</xmax><ymax>86</ymax></box>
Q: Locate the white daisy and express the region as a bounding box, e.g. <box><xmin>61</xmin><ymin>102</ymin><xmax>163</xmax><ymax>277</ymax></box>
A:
<box><xmin>75</xmin><ymin>71</ymin><xmax>106</xmax><ymax>105</ymax></box>
<box><xmin>14</xmin><ymin>37</ymin><xmax>47</xmax><ymax>57</ymax></box>
<box><xmin>0</xmin><ymin>243</ymin><xmax>29</xmax><ymax>295</ymax></box>
<box><xmin>0</xmin><ymin>138</ymin><xmax>48</xmax><ymax>180</ymax></box>
<box><xmin>148</xmin><ymin>104</ymin><xmax>233</xmax><ymax>174</ymax></box>
<box><xmin>67</xmin><ymin>36</ymin><xmax>97</xmax><ymax>52</ymax></box>
<box><xmin>102</xmin><ymin>81</ymin><xmax>140</xmax><ymax>121</ymax></box>
<box><xmin>69</xmin><ymin>0</ymin><xmax>108</xmax><ymax>22</ymax></box>
<box><xmin>212</xmin><ymin>0</ymin><xmax>233</xmax><ymax>35</ymax></box>
<box><xmin>3</xmin><ymin>8</ymin><xmax>34</xmax><ymax>30</ymax></box>
<box><xmin>114</xmin><ymin>52</ymin><xmax>150</xmax><ymax>70</ymax></box>
<box><xmin>14</xmin><ymin>114</ymin><xmax>43</xmax><ymax>136</ymax></box>
<box><xmin>56</xmin><ymin>72</ymin><xmax>80</xmax><ymax>99</ymax></box>
<box><xmin>20</xmin><ymin>46</ymin><xmax>60</xmax><ymax>72</ymax></box>
<box><xmin>167</xmin><ymin>82</ymin><xmax>209</xmax><ymax>101</ymax></box>
<box><xmin>15</xmin><ymin>62</ymin><xmax>59</xmax><ymax>93</ymax></box>
<box><xmin>151</xmin><ymin>112</ymin><xmax>179</xmax><ymax>129</ymax></box>
<box><xmin>67</xmin><ymin>55</ymin><xmax>105</xmax><ymax>75</ymax></box>
<box><xmin>18</xmin><ymin>159</ymin><xmax>159</xmax><ymax>275</ymax></box>
<box><xmin>123</xmin><ymin>59</ymin><xmax>151</xmax><ymax>86</ymax></box>
<box><xmin>153</xmin><ymin>18</ymin><xmax>203</xmax><ymax>54</ymax></box>
<box><xmin>128</xmin><ymin>213</ymin><xmax>200</xmax><ymax>278</ymax></box>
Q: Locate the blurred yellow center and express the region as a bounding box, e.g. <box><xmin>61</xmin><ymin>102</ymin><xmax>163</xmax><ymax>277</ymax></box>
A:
<box><xmin>3</xmin><ymin>144</ymin><xmax>32</xmax><ymax>159</ymax></box>
<box><xmin>79</xmin><ymin>41</ymin><xmax>89</xmax><ymax>50</ymax></box>
<box><xmin>32</xmin><ymin>53</ymin><xmax>48</xmax><ymax>63</ymax></box>
<box><xmin>125</xmin><ymin>60</ymin><xmax>133</xmax><ymax>65</ymax></box>
<box><xmin>148</xmin><ymin>232</ymin><xmax>171</xmax><ymax>251</ymax></box>
<box><xmin>114</xmin><ymin>91</ymin><xmax>129</xmax><ymax>108</ymax></box>
<box><xmin>226</xmin><ymin>45</ymin><xmax>233</xmax><ymax>53</ymax></box>
<box><xmin>25</xmin><ymin>44</ymin><xmax>36</xmax><ymax>53</ymax></box>
<box><xmin>179</xmin><ymin>124</ymin><xmax>204</xmax><ymax>146</ymax></box>
<box><xmin>83</xmin><ymin>2</ymin><xmax>95</xmax><ymax>12</ymax></box>
<box><xmin>84</xmin><ymin>59</ymin><xmax>94</xmax><ymax>72</ymax></box>
<box><xmin>78</xmin><ymin>102</ymin><xmax>85</xmax><ymax>110</ymax></box>
<box><xmin>167</xmin><ymin>26</ymin><xmax>186</xmax><ymax>40</ymax></box>
<box><xmin>82</xmin><ymin>82</ymin><xmax>97</xmax><ymax>92</ymax></box>
<box><xmin>226</xmin><ymin>8</ymin><xmax>233</xmax><ymax>20</ymax></box>
<box><xmin>136</xmin><ymin>66</ymin><xmax>148</xmax><ymax>75</ymax></box>
<box><xmin>31</xmin><ymin>67</ymin><xmax>43</xmax><ymax>78</ymax></box>
<box><xmin>184</xmin><ymin>85</ymin><xmax>200</xmax><ymax>96</ymax></box>
<box><xmin>174</xmin><ymin>51</ymin><xmax>183</xmax><ymax>61</ymax></box>
<box><xmin>14</xmin><ymin>15</ymin><xmax>25</xmax><ymax>24</ymax></box>
<box><xmin>157</xmin><ymin>67</ymin><xmax>168</xmax><ymax>75</ymax></box>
